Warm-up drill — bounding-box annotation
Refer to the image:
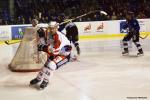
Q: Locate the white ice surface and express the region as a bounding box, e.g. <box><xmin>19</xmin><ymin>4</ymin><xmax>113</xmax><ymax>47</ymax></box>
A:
<box><xmin>0</xmin><ymin>39</ymin><xmax>150</xmax><ymax>100</ymax></box>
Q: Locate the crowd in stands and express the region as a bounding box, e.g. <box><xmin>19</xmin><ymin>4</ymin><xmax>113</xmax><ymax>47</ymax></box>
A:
<box><xmin>0</xmin><ymin>0</ymin><xmax>150</xmax><ymax>25</ymax></box>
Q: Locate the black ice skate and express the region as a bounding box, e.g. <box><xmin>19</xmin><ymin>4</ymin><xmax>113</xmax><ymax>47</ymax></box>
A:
<box><xmin>38</xmin><ymin>80</ymin><xmax>49</xmax><ymax>90</ymax></box>
<box><xmin>30</xmin><ymin>78</ymin><xmax>41</xmax><ymax>86</ymax></box>
<box><xmin>137</xmin><ymin>52</ymin><xmax>144</xmax><ymax>56</ymax></box>
<box><xmin>122</xmin><ymin>51</ymin><xmax>129</xmax><ymax>56</ymax></box>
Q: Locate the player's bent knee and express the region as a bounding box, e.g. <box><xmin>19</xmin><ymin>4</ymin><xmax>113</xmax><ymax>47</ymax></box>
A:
<box><xmin>133</xmin><ymin>41</ymin><xmax>140</xmax><ymax>45</ymax></box>
<box><xmin>46</xmin><ymin>61</ymin><xmax>57</xmax><ymax>71</ymax></box>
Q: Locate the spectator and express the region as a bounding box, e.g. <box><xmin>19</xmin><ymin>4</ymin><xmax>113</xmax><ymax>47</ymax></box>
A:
<box><xmin>111</xmin><ymin>12</ymin><xmax>117</xmax><ymax>20</ymax></box>
<box><xmin>137</xmin><ymin>11</ymin><xmax>146</xmax><ymax>19</ymax></box>
<box><xmin>1</xmin><ymin>0</ymin><xmax>150</xmax><ymax>25</ymax></box>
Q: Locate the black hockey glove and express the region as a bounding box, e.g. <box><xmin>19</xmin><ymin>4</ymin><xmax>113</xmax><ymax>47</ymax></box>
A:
<box><xmin>49</xmin><ymin>55</ymin><xmax>55</xmax><ymax>60</ymax></box>
<box><xmin>64</xmin><ymin>45</ymin><xmax>72</xmax><ymax>52</ymax></box>
<box><xmin>38</xmin><ymin>44</ymin><xmax>48</xmax><ymax>52</ymax></box>
<box><xmin>37</xmin><ymin>28</ymin><xmax>45</xmax><ymax>38</ymax></box>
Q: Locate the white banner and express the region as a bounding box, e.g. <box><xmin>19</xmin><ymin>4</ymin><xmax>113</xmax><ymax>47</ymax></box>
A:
<box><xmin>0</xmin><ymin>19</ymin><xmax>150</xmax><ymax>41</ymax></box>
<box><xmin>0</xmin><ymin>26</ymin><xmax>11</xmax><ymax>40</ymax></box>
<box><xmin>75</xmin><ymin>20</ymin><xmax>121</xmax><ymax>35</ymax></box>
<box><xmin>138</xmin><ymin>19</ymin><xmax>150</xmax><ymax>32</ymax></box>
<box><xmin>75</xmin><ymin>21</ymin><xmax>107</xmax><ymax>35</ymax></box>
<box><xmin>75</xmin><ymin>19</ymin><xmax>150</xmax><ymax>35</ymax></box>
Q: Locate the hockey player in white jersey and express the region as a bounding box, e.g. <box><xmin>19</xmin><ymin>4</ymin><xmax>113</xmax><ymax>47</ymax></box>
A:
<box><xmin>30</xmin><ymin>21</ymin><xmax>72</xmax><ymax>90</ymax></box>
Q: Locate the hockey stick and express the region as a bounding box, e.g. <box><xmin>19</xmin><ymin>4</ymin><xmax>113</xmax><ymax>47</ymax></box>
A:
<box><xmin>140</xmin><ymin>34</ymin><xmax>149</xmax><ymax>39</ymax></box>
<box><xmin>4</xmin><ymin>40</ymin><xmax>21</xmax><ymax>45</ymax></box>
<box><xmin>57</xmin><ymin>10</ymin><xmax>107</xmax><ymax>26</ymax></box>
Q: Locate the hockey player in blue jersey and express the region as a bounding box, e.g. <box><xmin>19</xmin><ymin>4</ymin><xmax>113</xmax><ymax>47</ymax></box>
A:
<box><xmin>122</xmin><ymin>12</ymin><xmax>144</xmax><ymax>56</ymax></box>
<box><xmin>57</xmin><ymin>16</ymin><xmax>80</xmax><ymax>56</ymax></box>
<box><xmin>65</xmin><ymin>21</ymin><xmax>80</xmax><ymax>55</ymax></box>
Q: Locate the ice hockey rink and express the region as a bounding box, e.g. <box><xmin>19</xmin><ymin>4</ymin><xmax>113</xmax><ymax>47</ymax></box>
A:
<box><xmin>0</xmin><ymin>38</ymin><xmax>150</xmax><ymax>100</ymax></box>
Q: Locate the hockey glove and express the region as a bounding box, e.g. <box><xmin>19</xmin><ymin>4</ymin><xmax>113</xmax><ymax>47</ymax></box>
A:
<box><xmin>64</xmin><ymin>45</ymin><xmax>72</xmax><ymax>52</ymax></box>
<box><xmin>49</xmin><ymin>55</ymin><xmax>55</xmax><ymax>60</ymax></box>
<box><xmin>37</xmin><ymin>28</ymin><xmax>45</xmax><ymax>38</ymax></box>
<box><xmin>38</xmin><ymin>44</ymin><xmax>48</xmax><ymax>52</ymax></box>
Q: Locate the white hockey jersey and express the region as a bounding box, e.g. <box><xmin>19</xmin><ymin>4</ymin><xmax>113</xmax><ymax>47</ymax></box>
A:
<box><xmin>46</xmin><ymin>31</ymin><xmax>71</xmax><ymax>56</ymax></box>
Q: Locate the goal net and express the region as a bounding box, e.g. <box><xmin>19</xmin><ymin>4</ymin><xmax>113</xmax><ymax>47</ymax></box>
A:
<box><xmin>9</xmin><ymin>27</ymin><xmax>47</xmax><ymax>72</ymax></box>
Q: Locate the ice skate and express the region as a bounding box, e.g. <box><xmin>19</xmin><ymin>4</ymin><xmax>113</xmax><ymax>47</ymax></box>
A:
<box><xmin>69</xmin><ymin>54</ymin><xmax>78</xmax><ymax>62</ymax></box>
<box><xmin>137</xmin><ymin>52</ymin><xmax>144</xmax><ymax>56</ymax></box>
<box><xmin>38</xmin><ymin>80</ymin><xmax>49</xmax><ymax>90</ymax></box>
<box><xmin>122</xmin><ymin>51</ymin><xmax>129</xmax><ymax>56</ymax></box>
<box><xmin>30</xmin><ymin>78</ymin><xmax>41</xmax><ymax>86</ymax></box>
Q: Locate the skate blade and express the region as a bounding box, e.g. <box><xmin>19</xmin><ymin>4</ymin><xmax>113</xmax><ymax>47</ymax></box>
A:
<box><xmin>122</xmin><ymin>53</ymin><xmax>129</xmax><ymax>56</ymax></box>
<box><xmin>29</xmin><ymin>84</ymin><xmax>44</xmax><ymax>90</ymax></box>
<box><xmin>137</xmin><ymin>54</ymin><xmax>144</xmax><ymax>57</ymax></box>
<box><xmin>69</xmin><ymin>56</ymin><xmax>78</xmax><ymax>62</ymax></box>
<box><xmin>29</xmin><ymin>84</ymin><xmax>38</xmax><ymax>88</ymax></box>
<box><xmin>38</xmin><ymin>87</ymin><xmax>45</xmax><ymax>90</ymax></box>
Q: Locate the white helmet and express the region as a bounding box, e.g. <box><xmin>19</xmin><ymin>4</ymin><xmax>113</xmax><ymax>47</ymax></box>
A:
<box><xmin>48</xmin><ymin>21</ymin><xmax>59</xmax><ymax>28</ymax></box>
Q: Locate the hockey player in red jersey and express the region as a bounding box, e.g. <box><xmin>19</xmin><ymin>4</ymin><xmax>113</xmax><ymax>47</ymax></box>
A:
<box><xmin>30</xmin><ymin>21</ymin><xmax>72</xmax><ymax>90</ymax></box>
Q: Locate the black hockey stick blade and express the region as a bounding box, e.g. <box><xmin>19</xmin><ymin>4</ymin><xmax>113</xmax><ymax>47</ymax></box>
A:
<box><xmin>4</xmin><ymin>41</ymin><xmax>9</xmax><ymax>45</ymax></box>
<box><xmin>4</xmin><ymin>40</ymin><xmax>21</xmax><ymax>45</ymax></box>
<box><xmin>140</xmin><ymin>34</ymin><xmax>149</xmax><ymax>39</ymax></box>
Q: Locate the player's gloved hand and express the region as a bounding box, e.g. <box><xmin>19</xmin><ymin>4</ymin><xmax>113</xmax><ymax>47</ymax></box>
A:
<box><xmin>64</xmin><ymin>45</ymin><xmax>72</xmax><ymax>52</ymax></box>
<box><xmin>47</xmin><ymin>45</ymin><xmax>54</xmax><ymax>53</ymax></box>
<box><xmin>38</xmin><ymin>44</ymin><xmax>48</xmax><ymax>52</ymax></box>
<box><xmin>49</xmin><ymin>55</ymin><xmax>54</xmax><ymax>60</ymax></box>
